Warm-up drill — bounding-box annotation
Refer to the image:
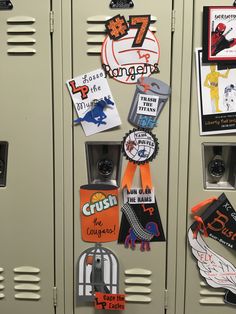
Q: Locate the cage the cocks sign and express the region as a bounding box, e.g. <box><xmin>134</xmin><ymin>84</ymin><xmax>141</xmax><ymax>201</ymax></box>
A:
<box><xmin>80</xmin><ymin>185</ymin><xmax>119</xmax><ymax>242</ymax></box>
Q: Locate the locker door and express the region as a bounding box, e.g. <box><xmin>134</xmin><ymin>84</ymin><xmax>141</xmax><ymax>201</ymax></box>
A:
<box><xmin>72</xmin><ymin>1</ymin><xmax>172</xmax><ymax>313</ymax></box>
<box><xmin>185</xmin><ymin>0</ymin><xmax>236</xmax><ymax>313</ymax></box>
<box><xmin>0</xmin><ymin>1</ymin><xmax>54</xmax><ymax>314</ymax></box>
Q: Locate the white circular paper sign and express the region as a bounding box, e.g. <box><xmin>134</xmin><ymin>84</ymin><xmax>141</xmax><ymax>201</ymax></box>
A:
<box><xmin>101</xmin><ymin>29</ymin><xmax>160</xmax><ymax>84</ymax></box>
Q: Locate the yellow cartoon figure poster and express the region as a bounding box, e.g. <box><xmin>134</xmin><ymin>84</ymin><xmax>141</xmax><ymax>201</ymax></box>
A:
<box><xmin>196</xmin><ymin>48</ymin><xmax>236</xmax><ymax>135</ymax></box>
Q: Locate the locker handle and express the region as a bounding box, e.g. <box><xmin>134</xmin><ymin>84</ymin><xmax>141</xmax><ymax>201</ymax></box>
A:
<box><xmin>191</xmin><ymin>197</ymin><xmax>217</xmax><ymax>213</ymax></box>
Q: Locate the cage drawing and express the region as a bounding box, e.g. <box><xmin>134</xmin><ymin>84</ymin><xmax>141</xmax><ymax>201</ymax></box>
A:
<box><xmin>76</xmin><ymin>243</ymin><xmax>119</xmax><ymax>303</ymax></box>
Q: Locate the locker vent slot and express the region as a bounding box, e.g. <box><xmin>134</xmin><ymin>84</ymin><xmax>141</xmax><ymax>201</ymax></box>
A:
<box><xmin>199</xmin><ymin>297</ymin><xmax>225</xmax><ymax>305</ymax></box>
<box><xmin>7</xmin><ymin>47</ymin><xmax>36</xmax><ymax>54</ymax></box>
<box><xmin>14</xmin><ymin>275</ymin><xmax>40</xmax><ymax>282</ymax></box>
<box><xmin>7</xmin><ymin>26</ymin><xmax>36</xmax><ymax>34</ymax></box>
<box><xmin>0</xmin><ymin>269</ymin><xmax>5</xmax><ymax>298</ymax></box>
<box><xmin>124</xmin><ymin>269</ymin><xmax>152</xmax><ymax>303</ymax></box>
<box><xmin>8</xmin><ymin>37</ymin><xmax>36</xmax><ymax>44</ymax></box>
<box><xmin>87</xmin><ymin>15</ymin><xmax>112</xmax><ymax>23</ymax></box>
<box><xmin>86</xmin><ymin>16</ymin><xmax>156</xmax><ymax>55</ymax></box>
<box><xmin>200</xmin><ymin>288</ymin><xmax>224</xmax><ymax>296</ymax></box>
<box><xmin>7</xmin><ymin>17</ymin><xmax>36</xmax><ymax>54</ymax></box>
<box><xmin>125</xmin><ymin>286</ymin><xmax>151</xmax><ymax>294</ymax></box>
<box><xmin>125</xmin><ymin>268</ymin><xmax>152</xmax><ymax>276</ymax></box>
<box><xmin>14</xmin><ymin>267</ymin><xmax>41</xmax><ymax>300</ymax></box>
<box><xmin>125</xmin><ymin>277</ymin><xmax>151</xmax><ymax>285</ymax></box>
<box><xmin>199</xmin><ymin>283</ymin><xmax>225</xmax><ymax>305</ymax></box>
<box><xmin>125</xmin><ymin>295</ymin><xmax>152</xmax><ymax>303</ymax></box>
<box><xmin>15</xmin><ymin>284</ymin><xmax>40</xmax><ymax>292</ymax></box>
<box><xmin>14</xmin><ymin>266</ymin><xmax>40</xmax><ymax>274</ymax></box>
<box><xmin>15</xmin><ymin>293</ymin><xmax>40</xmax><ymax>300</ymax></box>
<box><xmin>7</xmin><ymin>16</ymin><xmax>35</xmax><ymax>23</ymax></box>
<box><xmin>87</xmin><ymin>47</ymin><xmax>101</xmax><ymax>55</ymax></box>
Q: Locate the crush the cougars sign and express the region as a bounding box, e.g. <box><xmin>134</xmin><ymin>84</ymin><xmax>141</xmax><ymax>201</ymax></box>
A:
<box><xmin>80</xmin><ymin>185</ymin><xmax>119</xmax><ymax>242</ymax></box>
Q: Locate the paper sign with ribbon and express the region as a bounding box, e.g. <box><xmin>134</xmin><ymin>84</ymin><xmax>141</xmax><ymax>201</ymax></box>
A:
<box><xmin>188</xmin><ymin>228</ymin><xmax>236</xmax><ymax>306</ymax></box>
<box><xmin>95</xmin><ymin>293</ymin><xmax>126</xmax><ymax>310</ymax></box>
<box><xmin>118</xmin><ymin>201</ymin><xmax>165</xmax><ymax>251</ymax></box>
<box><xmin>121</xmin><ymin>128</ymin><xmax>158</xmax><ymax>191</ymax></box>
<box><xmin>190</xmin><ymin>193</ymin><xmax>236</xmax><ymax>251</ymax></box>
<box><xmin>80</xmin><ymin>184</ymin><xmax>119</xmax><ymax>242</ymax></box>
<box><xmin>102</xmin><ymin>15</ymin><xmax>160</xmax><ymax>84</ymax></box>
<box><xmin>128</xmin><ymin>77</ymin><xmax>171</xmax><ymax>129</ymax></box>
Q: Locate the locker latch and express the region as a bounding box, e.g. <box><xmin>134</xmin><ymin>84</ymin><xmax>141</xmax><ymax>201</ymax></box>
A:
<box><xmin>110</xmin><ymin>0</ymin><xmax>134</xmax><ymax>9</ymax></box>
<box><xmin>0</xmin><ymin>142</ymin><xmax>8</xmax><ymax>187</ymax></box>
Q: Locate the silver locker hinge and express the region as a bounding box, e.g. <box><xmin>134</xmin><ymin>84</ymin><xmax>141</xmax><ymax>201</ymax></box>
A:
<box><xmin>53</xmin><ymin>287</ymin><xmax>57</xmax><ymax>307</ymax></box>
<box><xmin>171</xmin><ymin>10</ymin><xmax>176</xmax><ymax>32</ymax></box>
<box><xmin>50</xmin><ymin>11</ymin><xmax>54</xmax><ymax>33</ymax></box>
<box><xmin>164</xmin><ymin>289</ymin><xmax>168</xmax><ymax>309</ymax></box>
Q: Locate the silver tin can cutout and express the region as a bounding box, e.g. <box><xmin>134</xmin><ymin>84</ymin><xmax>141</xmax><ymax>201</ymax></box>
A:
<box><xmin>128</xmin><ymin>77</ymin><xmax>171</xmax><ymax>129</ymax></box>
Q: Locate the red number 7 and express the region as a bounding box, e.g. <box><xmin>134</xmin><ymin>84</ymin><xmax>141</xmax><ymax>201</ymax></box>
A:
<box><xmin>129</xmin><ymin>15</ymin><xmax>151</xmax><ymax>47</ymax></box>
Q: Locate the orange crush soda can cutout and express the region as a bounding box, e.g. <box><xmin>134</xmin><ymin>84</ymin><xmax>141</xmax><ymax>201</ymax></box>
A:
<box><xmin>80</xmin><ymin>184</ymin><xmax>119</xmax><ymax>242</ymax></box>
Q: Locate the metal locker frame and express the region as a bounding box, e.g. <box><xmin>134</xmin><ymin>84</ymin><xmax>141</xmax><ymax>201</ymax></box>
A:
<box><xmin>52</xmin><ymin>1</ymin><xmax>189</xmax><ymax>314</ymax></box>
<box><xmin>178</xmin><ymin>1</ymin><xmax>236</xmax><ymax>314</ymax></box>
<box><xmin>12</xmin><ymin>0</ymin><xmax>233</xmax><ymax>314</ymax></box>
<box><xmin>0</xmin><ymin>1</ymin><xmax>55</xmax><ymax>313</ymax></box>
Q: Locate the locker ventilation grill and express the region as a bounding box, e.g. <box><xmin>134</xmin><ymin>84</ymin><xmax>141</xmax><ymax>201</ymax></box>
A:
<box><xmin>199</xmin><ymin>282</ymin><xmax>225</xmax><ymax>305</ymax></box>
<box><xmin>124</xmin><ymin>268</ymin><xmax>152</xmax><ymax>303</ymax></box>
<box><xmin>7</xmin><ymin>16</ymin><xmax>36</xmax><ymax>54</ymax></box>
<box><xmin>0</xmin><ymin>268</ymin><xmax>5</xmax><ymax>300</ymax></box>
<box><xmin>86</xmin><ymin>15</ymin><xmax>157</xmax><ymax>55</ymax></box>
<box><xmin>14</xmin><ymin>266</ymin><xmax>41</xmax><ymax>301</ymax></box>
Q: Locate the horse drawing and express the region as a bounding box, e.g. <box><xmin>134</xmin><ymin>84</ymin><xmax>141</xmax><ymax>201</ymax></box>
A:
<box><xmin>74</xmin><ymin>97</ymin><xmax>114</xmax><ymax>126</ymax></box>
<box><xmin>124</xmin><ymin>222</ymin><xmax>160</xmax><ymax>251</ymax></box>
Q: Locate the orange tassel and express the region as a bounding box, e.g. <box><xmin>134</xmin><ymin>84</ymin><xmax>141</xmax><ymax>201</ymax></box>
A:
<box><xmin>140</xmin><ymin>163</ymin><xmax>153</xmax><ymax>191</ymax></box>
<box><xmin>121</xmin><ymin>162</ymin><xmax>137</xmax><ymax>191</ymax></box>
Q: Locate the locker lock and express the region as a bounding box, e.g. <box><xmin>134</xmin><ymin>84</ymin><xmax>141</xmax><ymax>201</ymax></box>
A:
<box><xmin>0</xmin><ymin>0</ymin><xmax>13</xmax><ymax>10</ymax></box>
<box><xmin>97</xmin><ymin>159</ymin><xmax>114</xmax><ymax>177</ymax></box>
<box><xmin>208</xmin><ymin>156</ymin><xmax>225</xmax><ymax>178</ymax></box>
<box><xmin>208</xmin><ymin>146</ymin><xmax>225</xmax><ymax>178</ymax></box>
<box><xmin>0</xmin><ymin>160</ymin><xmax>4</xmax><ymax>175</ymax></box>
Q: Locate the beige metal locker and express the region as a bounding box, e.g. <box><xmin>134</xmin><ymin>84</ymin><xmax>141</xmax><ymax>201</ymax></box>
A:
<box><xmin>176</xmin><ymin>1</ymin><xmax>236</xmax><ymax>314</ymax></box>
<box><xmin>69</xmin><ymin>1</ymin><xmax>172</xmax><ymax>314</ymax></box>
<box><xmin>0</xmin><ymin>1</ymin><xmax>55</xmax><ymax>313</ymax></box>
<box><xmin>1</xmin><ymin>0</ymin><xmax>235</xmax><ymax>314</ymax></box>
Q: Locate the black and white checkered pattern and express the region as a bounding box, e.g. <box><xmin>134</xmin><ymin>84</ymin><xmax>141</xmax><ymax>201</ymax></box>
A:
<box><xmin>121</xmin><ymin>203</ymin><xmax>153</xmax><ymax>241</ymax></box>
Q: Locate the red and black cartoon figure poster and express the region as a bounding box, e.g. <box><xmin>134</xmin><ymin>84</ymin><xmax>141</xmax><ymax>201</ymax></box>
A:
<box><xmin>203</xmin><ymin>6</ymin><xmax>236</xmax><ymax>64</ymax></box>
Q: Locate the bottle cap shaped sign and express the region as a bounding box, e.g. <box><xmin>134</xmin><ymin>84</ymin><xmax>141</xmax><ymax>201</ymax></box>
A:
<box><xmin>128</xmin><ymin>77</ymin><xmax>171</xmax><ymax>129</ymax></box>
<box><xmin>121</xmin><ymin>129</ymin><xmax>159</xmax><ymax>191</ymax></box>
